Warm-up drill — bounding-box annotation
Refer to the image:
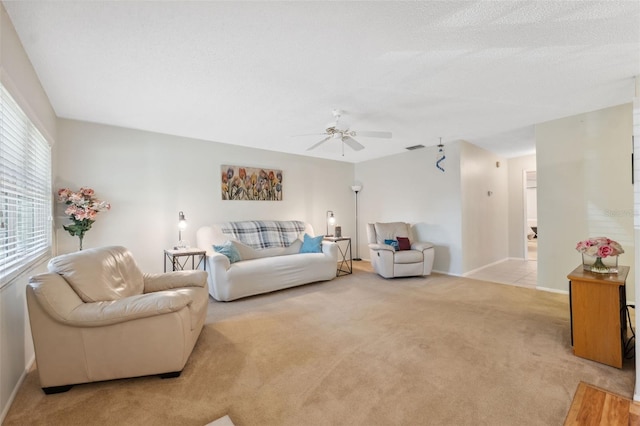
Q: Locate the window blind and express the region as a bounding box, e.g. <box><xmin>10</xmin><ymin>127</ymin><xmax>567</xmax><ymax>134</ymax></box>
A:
<box><xmin>0</xmin><ymin>83</ymin><xmax>52</xmax><ymax>286</ymax></box>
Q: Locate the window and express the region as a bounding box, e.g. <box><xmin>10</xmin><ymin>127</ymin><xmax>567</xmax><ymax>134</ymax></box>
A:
<box><xmin>0</xmin><ymin>83</ymin><xmax>52</xmax><ymax>287</ymax></box>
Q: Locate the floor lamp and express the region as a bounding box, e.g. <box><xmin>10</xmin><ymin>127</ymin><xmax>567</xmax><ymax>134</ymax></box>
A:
<box><xmin>351</xmin><ymin>184</ymin><xmax>362</xmax><ymax>261</ymax></box>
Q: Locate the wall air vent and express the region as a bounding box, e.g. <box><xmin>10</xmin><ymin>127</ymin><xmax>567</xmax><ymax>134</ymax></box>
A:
<box><xmin>405</xmin><ymin>144</ymin><xmax>425</xmax><ymax>151</ymax></box>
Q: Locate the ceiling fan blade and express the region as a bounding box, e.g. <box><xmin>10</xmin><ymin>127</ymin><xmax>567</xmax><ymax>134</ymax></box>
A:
<box><xmin>343</xmin><ymin>136</ymin><xmax>365</xmax><ymax>151</ymax></box>
<box><xmin>292</xmin><ymin>133</ymin><xmax>327</xmax><ymax>137</ymax></box>
<box><xmin>306</xmin><ymin>136</ymin><xmax>331</xmax><ymax>151</ymax></box>
<box><xmin>356</xmin><ymin>130</ymin><xmax>392</xmax><ymax>139</ymax></box>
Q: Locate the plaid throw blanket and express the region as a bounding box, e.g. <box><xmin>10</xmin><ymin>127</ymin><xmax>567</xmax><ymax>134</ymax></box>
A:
<box><xmin>220</xmin><ymin>220</ymin><xmax>306</xmax><ymax>249</ymax></box>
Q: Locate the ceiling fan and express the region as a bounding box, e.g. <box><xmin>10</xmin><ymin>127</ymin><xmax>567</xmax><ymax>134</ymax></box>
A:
<box><xmin>299</xmin><ymin>109</ymin><xmax>392</xmax><ymax>153</ymax></box>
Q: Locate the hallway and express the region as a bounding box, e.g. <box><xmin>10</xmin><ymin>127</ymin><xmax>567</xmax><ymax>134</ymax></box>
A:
<box><xmin>466</xmin><ymin>256</ymin><xmax>537</xmax><ymax>289</ymax></box>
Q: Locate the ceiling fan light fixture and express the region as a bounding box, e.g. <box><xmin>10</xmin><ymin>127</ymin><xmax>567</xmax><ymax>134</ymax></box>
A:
<box><xmin>326</xmin><ymin>121</ymin><xmax>337</xmax><ymax>131</ymax></box>
<box><xmin>304</xmin><ymin>109</ymin><xmax>392</xmax><ymax>153</ymax></box>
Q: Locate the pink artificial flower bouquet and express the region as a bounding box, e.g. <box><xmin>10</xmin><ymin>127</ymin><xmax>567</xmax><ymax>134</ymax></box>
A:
<box><xmin>58</xmin><ymin>187</ymin><xmax>110</xmax><ymax>250</ymax></box>
<box><xmin>575</xmin><ymin>237</ymin><xmax>624</xmax><ymax>258</ymax></box>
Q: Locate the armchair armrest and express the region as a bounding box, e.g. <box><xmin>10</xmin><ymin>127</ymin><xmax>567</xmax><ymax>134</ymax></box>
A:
<box><xmin>29</xmin><ymin>273</ymin><xmax>84</xmax><ymax>323</ymax></box>
<box><xmin>29</xmin><ymin>273</ymin><xmax>193</xmax><ymax>327</ymax></box>
<box><xmin>67</xmin><ymin>292</ymin><xmax>193</xmax><ymax>326</ymax></box>
<box><xmin>143</xmin><ymin>270</ymin><xmax>207</xmax><ymax>293</ymax></box>
<box><xmin>368</xmin><ymin>243</ymin><xmax>396</xmax><ymax>252</ymax></box>
<box><xmin>412</xmin><ymin>241</ymin><xmax>434</xmax><ymax>251</ymax></box>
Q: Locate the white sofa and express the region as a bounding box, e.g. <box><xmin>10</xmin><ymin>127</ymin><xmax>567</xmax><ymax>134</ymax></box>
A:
<box><xmin>196</xmin><ymin>220</ymin><xmax>338</xmax><ymax>301</ymax></box>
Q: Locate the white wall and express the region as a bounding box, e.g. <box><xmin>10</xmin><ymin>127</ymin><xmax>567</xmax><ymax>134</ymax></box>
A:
<box><xmin>537</xmin><ymin>103</ymin><xmax>635</xmax><ymax>299</ymax></box>
<box><xmin>55</xmin><ymin>119</ymin><xmax>355</xmax><ymax>273</ymax></box>
<box><xmin>0</xmin><ymin>3</ymin><xmax>57</xmax><ymax>422</ymax></box>
<box><xmin>355</xmin><ymin>140</ymin><xmax>508</xmax><ymax>276</ymax></box>
<box><xmin>0</xmin><ymin>263</ymin><xmax>47</xmax><ymax>422</ymax></box>
<box><xmin>507</xmin><ymin>154</ymin><xmax>536</xmax><ymax>259</ymax></box>
<box><xmin>526</xmin><ymin>188</ymin><xmax>537</xmax><ymax>221</ymax></box>
<box><xmin>0</xmin><ymin>7</ymin><xmax>56</xmax><ymax>142</ymax></box>
<box><xmin>355</xmin><ymin>143</ymin><xmax>463</xmax><ymax>274</ymax></box>
<box><xmin>460</xmin><ymin>141</ymin><xmax>508</xmax><ymax>272</ymax></box>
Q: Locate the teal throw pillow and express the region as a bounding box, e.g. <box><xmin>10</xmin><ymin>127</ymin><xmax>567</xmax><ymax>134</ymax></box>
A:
<box><xmin>300</xmin><ymin>234</ymin><xmax>323</xmax><ymax>253</ymax></box>
<box><xmin>384</xmin><ymin>239</ymin><xmax>399</xmax><ymax>251</ymax></box>
<box><xmin>213</xmin><ymin>241</ymin><xmax>241</xmax><ymax>263</ymax></box>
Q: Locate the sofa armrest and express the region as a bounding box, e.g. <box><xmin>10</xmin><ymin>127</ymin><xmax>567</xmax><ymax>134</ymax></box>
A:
<box><xmin>208</xmin><ymin>251</ymin><xmax>231</xmax><ymax>270</ymax></box>
<box><xmin>143</xmin><ymin>270</ymin><xmax>208</xmax><ymax>293</ymax></box>
<box><xmin>322</xmin><ymin>241</ymin><xmax>339</xmax><ymax>260</ymax></box>
<box><xmin>412</xmin><ymin>241</ymin><xmax>434</xmax><ymax>252</ymax></box>
<box><xmin>368</xmin><ymin>243</ymin><xmax>396</xmax><ymax>252</ymax></box>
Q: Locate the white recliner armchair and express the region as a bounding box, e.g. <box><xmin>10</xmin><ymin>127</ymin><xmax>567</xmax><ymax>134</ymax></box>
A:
<box><xmin>366</xmin><ymin>222</ymin><xmax>435</xmax><ymax>278</ymax></box>
<box><xmin>26</xmin><ymin>246</ymin><xmax>209</xmax><ymax>394</ymax></box>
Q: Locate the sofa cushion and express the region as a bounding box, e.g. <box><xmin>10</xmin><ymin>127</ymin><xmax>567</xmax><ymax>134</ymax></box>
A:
<box><xmin>300</xmin><ymin>234</ymin><xmax>323</xmax><ymax>253</ymax></box>
<box><xmin>48</xmin><ymin>246</ymin><xmax>144</xmax><ymax>302</ymax></box>
<box><xmin>222</xmin><ymin>252</ymin><xmax>336</xmax><ymax>301</ymax></box>
<box><xmin>397</xmin><ymin>237</ymin><xmax>411</xmax><ymax>251</ymax></box>
<box><xmin>393</xmin><ymin>250</ymin><xmax>424</xmax><ymax>264</ymax></box>
<box><xmin>213</xmin><ymin>241</ymin><xmax>241</xmax><ymax>263</ymax></box>
<box><xmin>374</xmin><ymin>222</ymin><xmax>410</xmax><ymax>245</ymax></box>
<box><xmin>230</xmin><ymin>238</ymin><xmax>304</xmax><ymax>261</ymax></box>
<box><xmin>229</xmin><ymin>240</ymin><xmax>255</xmax><ymax>260</ymax></box>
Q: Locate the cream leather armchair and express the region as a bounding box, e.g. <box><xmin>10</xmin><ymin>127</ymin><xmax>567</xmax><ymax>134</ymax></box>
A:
<box><xmin>366</xmin><ymin>222</ymin><xmax>435</xmax><ymax>278</ymax></box>
<box><xmin>26</xmin><ymin>246</ymin><xmax>209</xmax><ymax>394</ymax></box>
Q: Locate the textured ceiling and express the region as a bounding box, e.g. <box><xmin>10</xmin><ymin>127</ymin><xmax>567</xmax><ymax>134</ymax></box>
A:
<box><xmin>4</xmin><ymin>1</ymin><xmax>640</xmax><ymax>163</ymax></box>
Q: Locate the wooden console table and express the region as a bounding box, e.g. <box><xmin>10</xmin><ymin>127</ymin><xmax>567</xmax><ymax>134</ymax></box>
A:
<box><xmin>568</xmin><ymin>265</ymin><xmax>629</xmax><ymax>368</ymax></box>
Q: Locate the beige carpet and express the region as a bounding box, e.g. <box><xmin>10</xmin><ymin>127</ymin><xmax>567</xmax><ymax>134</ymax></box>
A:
<box><xmin>4</xmin><ymin>262</ymin><xmax>635</xmax><ymax>425</ymax></box>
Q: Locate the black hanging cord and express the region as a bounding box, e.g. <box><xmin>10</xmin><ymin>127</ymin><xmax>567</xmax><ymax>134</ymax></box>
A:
<box><xmin>624</xmin><ymin>304</ymin><xmax>635</xmax><ymax>359</ymax></box>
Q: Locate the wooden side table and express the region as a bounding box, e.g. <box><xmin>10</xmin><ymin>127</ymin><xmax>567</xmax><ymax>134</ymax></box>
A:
<box><xmin>323</xmin><ymin>237</ymin><xmax>352</xmax><ymax>276</ymax></box>
<box><xmin>568</xmin><ymin>265</ymin><xmax>629</xmax><ymax>368</ymax></box>
<box><xmin>164</xmin><ymin>248</ymin><xmax>206</xmax><ymax>272</ymax></box>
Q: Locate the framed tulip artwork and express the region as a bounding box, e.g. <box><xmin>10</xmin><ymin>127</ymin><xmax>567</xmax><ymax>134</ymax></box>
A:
<box><xmin>221</xmin><ymin>165</ymin><xmax>283</xmax><ymax>201</ymax></box>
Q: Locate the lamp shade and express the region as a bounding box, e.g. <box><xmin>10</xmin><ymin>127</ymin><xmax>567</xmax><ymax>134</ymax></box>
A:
<box><xmin>176</xmin><ymin>211</ymin><xmax>189</xmax><ymax>249</ymax></box>
<box><xmin>178</xmin><ymin>211</ymin><xmax>187</xmax><ymax>229</ymax></box>
<box><xmin>326</xmin><ymin>210</ymin><xmax>336</xmax><ymax>236</ymax></box>
<box><xmin>328</xmin><ymin>214</ymin><xmax>336</xmax><ymax>225</ymax></box>
<box><xmin>351</xmin><ymin>184</ymin><xmax>362</xmax><ymax>192</ymax></box>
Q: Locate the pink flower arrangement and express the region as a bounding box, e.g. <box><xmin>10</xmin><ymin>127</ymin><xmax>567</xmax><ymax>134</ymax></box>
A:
<box><xmin>58</xmin><ymin>187</ymin><xmax>110</xmax><ymax>250</ymax></box>
<box><xmin>575</xmin><ymin>237</ymin><xmax>624</xmax><ymax>258</ymax></box>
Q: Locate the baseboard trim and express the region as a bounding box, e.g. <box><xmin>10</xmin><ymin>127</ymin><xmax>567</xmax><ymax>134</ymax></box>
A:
<box><xmin>432</xmin><ymin>269</ymin><xmax>460</xmax><ymax>276</ymax></box>
<box><xmin>1</xmin><ymin>355</ymin><xmax>35</xmax><ymax>424</ymax></box>
<box><xmin>462</xmin><ymin>258</ymin><xmax>510</xmax><ymax>277</ymax></box>
<box><xmin>536</xmin><ymin>286</ymin><xmax>568</xmax><ymax>295</ymax></box>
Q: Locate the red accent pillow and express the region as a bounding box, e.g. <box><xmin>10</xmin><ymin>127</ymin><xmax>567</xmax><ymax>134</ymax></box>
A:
<box><xmin>397</xmin><ymin>237</ymin><xmax>411</xmax><ymax>250</ymax></box>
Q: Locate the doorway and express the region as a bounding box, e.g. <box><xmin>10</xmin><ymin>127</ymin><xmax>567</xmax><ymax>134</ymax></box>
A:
<box><xmin>524</xmin><ymin>170</ymin><xmax>537</xmax><ymax>261</ymax></box>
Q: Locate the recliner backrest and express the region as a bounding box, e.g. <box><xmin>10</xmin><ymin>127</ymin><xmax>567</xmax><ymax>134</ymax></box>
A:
<box><xmin>47</xmin><ymin>246</ymin><xmax>144</xmax><ymax>302</ymax></box>
<box><xmin>371</xmin><ymin>222</ymin><xmax>411</xmax><ymax>245</ymax></box>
